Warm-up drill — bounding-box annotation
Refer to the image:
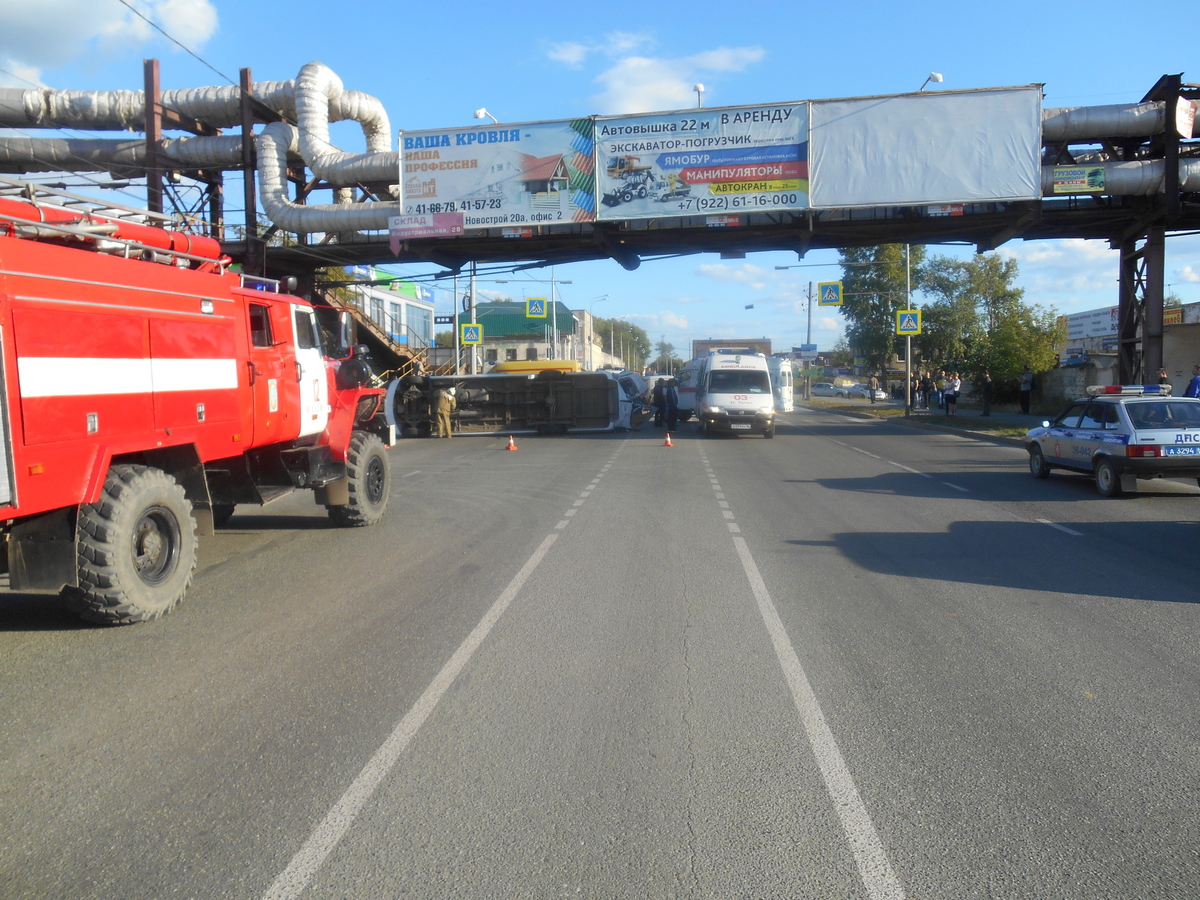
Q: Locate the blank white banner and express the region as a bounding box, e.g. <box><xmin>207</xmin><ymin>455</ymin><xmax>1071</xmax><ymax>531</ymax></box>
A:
<box><xmin>809</xmin><ymin>86</ymin><xmax>1042</xmax><ymax>209</ymax></box>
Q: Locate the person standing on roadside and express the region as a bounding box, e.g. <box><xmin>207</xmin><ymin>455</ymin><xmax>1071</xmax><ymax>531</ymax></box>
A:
<box><xmin>935</xmin><ymin>370</ymin><xmax>946</xmax><ymax>409</ymax></box>
<box><xmin>921</xmin><ymin>371</ymin><xmax>933</xmax><ymax>409</ymax></box>
<box><xmin>981</xmin><ymin>370</ymin><xmax>994</xmax><ymax>416</ymax></box>
<box><xmin>945</xmin><ymin>372</ymin><xmax>961</xmax><ymax>416</ymax></box>
<box><xmin>1158</xmin><ymin>367</ymin><xmax>1171</xmax><ymax>386</ymax></box>
<box><xmin>1019</xmin><ymin>365</ymin><xmax>1035</xmax><ymax>413</ymax></box>
<box><xmin>868</xmin><ymin>372</ymin><xmax>879</xmax><ymax>404</ymax></box>
<box><xmin>1185</xmin><ymin>364</ymin><xmax>1200</xmax><ymax>398</ymax></box>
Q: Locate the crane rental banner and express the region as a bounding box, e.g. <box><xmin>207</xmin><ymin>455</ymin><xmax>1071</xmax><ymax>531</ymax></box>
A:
<box><xmin>807</xmin><ymin>86</ymin><xmax>1043</xmax><ymax>208</ymax></box>
<box><xmin>394</xmin><ymin>118</ymin><xmax>596</xmax><ymax>237</ymax></box>
<box><xmin>594</xmin><ymin>102</ymin><xmax>808</xmax><ymax>221</ymax></box>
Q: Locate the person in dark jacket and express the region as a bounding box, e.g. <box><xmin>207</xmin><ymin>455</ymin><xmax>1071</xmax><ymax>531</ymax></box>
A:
<box><xmin>652</xmin><ymin>378</ymin><xmax>666</xmax><ymax>426</ymax></box>
<box><xmin>665</xmin><ymin>379</ymin><xmax>680</xmax><ymax>429</ymax></box>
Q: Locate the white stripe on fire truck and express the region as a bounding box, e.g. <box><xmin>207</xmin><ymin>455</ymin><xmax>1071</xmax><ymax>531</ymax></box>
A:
<box><xmin>2</xmin><ymin>269</ymin><xmax>234</xmax><ymax>303</ymax></box>
<box><xmin>17</xmin><ymin>356</ymin><xmax>239</xmax><ymax>397</ymax></box>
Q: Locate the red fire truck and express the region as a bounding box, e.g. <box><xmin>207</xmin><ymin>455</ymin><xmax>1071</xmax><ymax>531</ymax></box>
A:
<box><xmin>0</xmin><ymin>179</ymin><xmax>392</xmax><ymax>624</ymax></box>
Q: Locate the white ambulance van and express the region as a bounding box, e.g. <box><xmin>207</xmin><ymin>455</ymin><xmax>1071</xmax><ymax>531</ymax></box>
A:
<box><xmin>766</xmin><ymin>357</ymin><xmax>794</xmax><ymax>413</ymax></box>
<box><xmin>695</xmin><ymin>350</ymin><xmax>776</xmax><ymax>437</ymax></box>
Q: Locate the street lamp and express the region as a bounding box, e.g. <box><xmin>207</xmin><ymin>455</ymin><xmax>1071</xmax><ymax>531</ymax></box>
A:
<box><xmin>473</xmin><ymin>107</ymin><xmax>499</xmax><ymax>124</ymax></box>
<box><xmin>693</xmin><ymin>83</ymin><xmax>705</xmax><ymax>108</ymax></box>
<box><xmin>918</xmin><ymin>72</ymin><xmax>943</xmax><ymax>92</ymax></box>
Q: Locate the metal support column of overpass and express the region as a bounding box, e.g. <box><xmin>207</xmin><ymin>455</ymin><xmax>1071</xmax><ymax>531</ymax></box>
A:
<box><xmin>1115</xmin><ymin>74</ymin><xmax>1186</xmax><ymax>384</ymax></box>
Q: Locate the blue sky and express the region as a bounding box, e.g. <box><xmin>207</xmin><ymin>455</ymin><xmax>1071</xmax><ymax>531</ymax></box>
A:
<box><xmin>1</xmin><ymin>0</ymin><xmax>1197</xmax><ymax>355</ymax></box>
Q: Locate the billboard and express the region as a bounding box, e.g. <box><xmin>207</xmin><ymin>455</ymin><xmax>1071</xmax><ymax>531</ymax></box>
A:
<box><xmin>808</xmin><ymin>87</ymin><xmax>1042</xmax><ymax>209</ymax></box>
<box><xmin>594</xmin><ymin>103</ymin><xmax>807</xmax><ymax>221</ymax></box>
<box><xmin>397</xmin><ymin>119</ymin><xmax>595</xmax><ymax>232</ymax></box>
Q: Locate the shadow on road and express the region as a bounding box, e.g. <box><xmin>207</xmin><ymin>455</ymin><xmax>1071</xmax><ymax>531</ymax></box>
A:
<box><xmin>788</xmin><ymin>519</ymin><xmax>1200</xmax><ymax>604</ymax></box>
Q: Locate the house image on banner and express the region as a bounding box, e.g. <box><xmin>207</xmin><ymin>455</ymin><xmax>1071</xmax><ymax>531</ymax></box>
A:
<box><xmin>482</xmin><ymin>153</ymin><xmax>571</xmax><ymax>215</ymax></box>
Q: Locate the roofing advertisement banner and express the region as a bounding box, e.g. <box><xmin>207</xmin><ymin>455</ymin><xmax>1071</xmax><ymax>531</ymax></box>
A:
<box><xmin>397</xmin><ymin>119</ymin><xmax>595</xmax><ymax>232</ymax></box>
<box><xmin>807</xmin><ymin>87</ymin><xmax>1042</xmax><ymax>209</ymax></box>
<box><xmin>594</xmin><ymin>103</ymin><xmax>808</xmax><ymax>221</ymax></box>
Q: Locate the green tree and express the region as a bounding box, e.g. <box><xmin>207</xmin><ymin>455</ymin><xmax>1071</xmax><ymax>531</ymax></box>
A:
<box><xmin>917</xmin><ymin>252</ymin><xmax>1063</xmax><ymax>390</ymax></box>
<box><xmin>595</xmin><ymin>317</ymin><xmax>651</xmax><ymax>370</ymax></box>
<box><xmin>838</xmin><ymin>244</ymin><xmax>926</xmax><ymax>374</ymax></box>
<box><xmin>434</xmin><ymin>330</ymin><xmax>455</xmax><ymax>348</ymax></box>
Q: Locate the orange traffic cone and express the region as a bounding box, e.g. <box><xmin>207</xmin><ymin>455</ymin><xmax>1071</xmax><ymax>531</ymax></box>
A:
<box><xmin>663</xmin><ymin>432</ymin><xmax>674</xmax><ymax>447</ymax></box>
<box><xmin>506</xmin><ymin>435</ymin><xmax>518</xmax><ymax>451</ymax></box>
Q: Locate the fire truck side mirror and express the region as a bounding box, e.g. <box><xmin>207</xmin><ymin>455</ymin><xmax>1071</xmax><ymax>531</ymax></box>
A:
<box><xmin>282</xmin><ymin>276</ymin><xmax>298</xmax><ymax>293</ymax></box>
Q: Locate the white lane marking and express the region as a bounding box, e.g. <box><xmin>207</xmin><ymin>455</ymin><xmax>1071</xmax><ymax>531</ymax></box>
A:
<box><xmin>402</xmin><ymin>471</ymin><xmax>422</xmax><ymax>478</ymax></box>
<box><xmin>580</xmin><ymin>491</ymin><xmax>591</xmax><ymax>497</ymax></box>
<box><xmin>564</xmin><ymin>509</ymin><xmax>578</xmax><ymax>517</ymax></box>
<box><xmin>572</xmin><ymin>499</ymin><xmax>585</xmax><ymax>507</ymax></box>
<box><xmin>731</xmin><ymin>536</ymin><xmax>905</xmax><ymax>900</ymax></box>
<box><xmin>852</xmin><ymin>447</ymin><xmax>880</xmax><ymax>459</ymax></box>
<box><xmin>887</xmin><ymin>462</ymin><xmax>920</xmax><ymax>474</ymax></box>
<box><xmin>942</xmin><ymin>482</ymin><xmax>969</xmax><ymax>492</ymax></box>
<box><xmin>1037</xmin><ymin>518</ymin><xmax>1083</xmax><ymax>536</ymax></box>
<box><xmin>555</xmin><ymin>520</ymin><xmax>569</xmax><ymax>530</ymax></box>
<box><xmin>727</xmin><ymin>523</ymin><xmax>741</xmax><ymax>533</ymax></box>
<box><xmin>718</xmin><ymin>501</ymin><xmax>730</xmax><ymax>509</ymax></box>
<box><xmin>722</xmin><ymin>510</ymin><xmax>735</xmax><ymax>520</ymax></box>
<box><xmin>262</xmin><ymin>533</ymin><xmax>560</xmax><ymax>900</ymax></box>
<box><xmin>715</xmin><ymin>493</ymin><xmax>725</xmax><ymax>500</ymax></box>
<box><xmin>919</xmin><ymin>473</ymin><xmax>934</xmax><ymax>480</ymax></box>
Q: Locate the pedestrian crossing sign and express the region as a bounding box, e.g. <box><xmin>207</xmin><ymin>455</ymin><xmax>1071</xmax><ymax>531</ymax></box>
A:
<box><xmin>526</xmin><ymin>297</ymin><xmax>547</xmax><ymax>318</ymax></box>
<box><xmin>460</xmin><ymin>323</ymin><xmax>483</xmax><ymax>345</ymax></box>
<box><xmin>896</xmin><ymin>310</ymin><xmax>922</xmax><ymax>335</ymax></box>
<box><xmin>817</xmin><ymin>281</ymin><xmax>843</xmax><ymax>306</ymax></box>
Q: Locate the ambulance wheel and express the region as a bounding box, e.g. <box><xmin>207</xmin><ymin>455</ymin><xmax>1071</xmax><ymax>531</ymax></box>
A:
<box><xmin>212</xmin><ymin>504</ymin><xmax>236</xmax><ymax>526</ymax></box>
<box><xmin>1094</xmin><ymin>458</ymin><xmax>1123</xmax><ymax>497</ymax></box>
<box><xmin>1029</xmin><ymin>446</ymin><xmax>1050</xmax><ymax>479</ymax></box>
<box><xmin>66</xmin><ymin>465</ymin><xmax>196</xmax><ymax>625</ymax></box>
<box><xmin>328</xmin><ymin>431</ymin><xmax>390</xmax><ymax>527</ymax></box>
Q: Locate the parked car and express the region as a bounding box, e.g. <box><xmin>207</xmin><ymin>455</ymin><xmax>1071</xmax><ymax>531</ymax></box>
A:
<box><xmin>848</xmin><ymin>383</ymin><xmax>888</xmax><ymax>401</ymax></box>
<box><xmin>1024</xmin><ymin>384</ymin><xmax>1200</xmax><ymax>496</ymax></box>
<box><xmin>811</xmin><ymin>382</ymin><xmax>847</xmax><ymax>398</ymax></box>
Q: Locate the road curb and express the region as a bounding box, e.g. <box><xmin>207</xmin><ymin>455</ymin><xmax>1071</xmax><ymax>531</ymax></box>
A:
<box><xmin>794</xmin><ymin>402</ymin><xmax>1028</xmax><ymax>448</ymax></box>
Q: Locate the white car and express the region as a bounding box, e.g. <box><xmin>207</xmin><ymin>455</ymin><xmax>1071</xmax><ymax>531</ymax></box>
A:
<box><xmin>848</xmin><ymin>383</ymin><xmax>888</xmax><ymax>401</ymax></box>
<box><xmin>811</xmin><ymin>382</ymin><xmax>847</xmax><ymax>398</ymax></box>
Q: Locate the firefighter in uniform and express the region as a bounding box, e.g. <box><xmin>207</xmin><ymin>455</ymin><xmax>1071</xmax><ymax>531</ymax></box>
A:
<box><xmin>434</xmin><ymin>386</ymin><xmax>456</xmax><ymax>438</ymax></box>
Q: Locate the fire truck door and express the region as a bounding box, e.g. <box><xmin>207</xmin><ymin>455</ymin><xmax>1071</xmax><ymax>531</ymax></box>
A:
<box><xmin>292</xmin><ymin>305</ymin><xmax>328</xmax><ymax>437</ymax></box>
<box><xmin>246</xmin><ymin>301</ymin><xmax>288</xmax><ymax>446</ymax></box>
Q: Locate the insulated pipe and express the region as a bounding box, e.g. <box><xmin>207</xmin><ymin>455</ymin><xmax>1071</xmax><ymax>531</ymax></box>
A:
<box><xmin>1042</xmin><ymin>102</ymin><xmax>1167</xmax><ymax>141</ymax></box>
<box><xmin>1041</xmin><ymin>158</ymin><xmax>1200</xmax><ymax>195</ymax></box>
<box><xmin>293</xmin><ymin>62</ymin><xmax>397</xmax><ymax>184</ymax></box>
<box><xmin>256</xmin><ymin>122</ymin><xmax>398</xmax><ymax>234</ymax></box>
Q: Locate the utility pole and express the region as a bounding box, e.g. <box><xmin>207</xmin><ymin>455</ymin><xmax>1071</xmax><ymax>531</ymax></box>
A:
<box><xmin>905</xmin><ymin>244</ymin><xmax>912</xmax><ymax>415</ymax></box>
<box><xmin>453</xmin><ymin>274</ymin><xmax>461</xmax><ymax>375</ymax></box>
<box><xmin>469</xmin><ymin>261</ymin><xmax>478</xmax><ymax>374</ymax></box>
<box><xmin>550</xmin><ymin>266</ymin><xmax>558</xmax><ymax>360</ymax></box>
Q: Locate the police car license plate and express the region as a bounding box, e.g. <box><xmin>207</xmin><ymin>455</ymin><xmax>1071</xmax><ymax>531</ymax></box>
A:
<box><xmin>730</xmin><ymin>423</ymin><xmax>752</xmax><ymax>430</ymax></box>
<box><xmin>1164</xmin><ymin>446</ymin><xmax>1200</xmax><ymax>456</ymax></box>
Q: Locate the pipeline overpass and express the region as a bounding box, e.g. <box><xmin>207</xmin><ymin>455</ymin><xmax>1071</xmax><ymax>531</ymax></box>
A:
<box><xmin>0</xmin><ymin>62</ymin><xmax>1196</xmax><ymax>381</ymax></box>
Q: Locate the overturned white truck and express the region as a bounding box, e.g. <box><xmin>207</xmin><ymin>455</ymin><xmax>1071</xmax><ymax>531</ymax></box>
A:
<box><xmin>386</xmin><ymin>370</ymin><xmax>651</xmax><ymax>437</ymax></box>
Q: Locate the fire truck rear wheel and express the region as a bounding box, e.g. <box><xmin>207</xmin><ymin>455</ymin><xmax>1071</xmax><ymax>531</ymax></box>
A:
<box><xmin>67</xmin><ymin>465</ymin><xmax>197</xmax><ymax>625</ymax></box>
<box><xmin>328</xmin><ymin>431</ymin><xmax>390</xmax><ymax>527</ymax></box>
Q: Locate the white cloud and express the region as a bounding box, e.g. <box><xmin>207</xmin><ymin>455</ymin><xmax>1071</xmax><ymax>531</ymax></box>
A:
<box><xmin>661</xmin><ymin>311</ymin><xmax>689</xmax><ymax>329</ymax></box>
<box><xmin>1176</xmin><ymin>265</ymin><xmax>1200</xmax><ymax>283</ymax></box>
<box><xmin>0</xmin><ymin>0</ymin><xmax>219</xmax><ymax>82</ymax></box>
<box><xmin>547</xmin><ymin>41</ymin><xmax>590</xmax><ymax>67</ymax></box>
<box><xmin>695</xmin><ymin>262</ymin><xmax>769</xmax><ymax>290</ymax></box>
<box><xmin>593</xmin><ymin>45</ymin><xmax>765</xmax><ymax>114</ymax></box>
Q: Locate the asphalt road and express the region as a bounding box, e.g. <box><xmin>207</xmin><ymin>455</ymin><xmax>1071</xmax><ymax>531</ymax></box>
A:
<box><xmin>2</xmin><ymin>407</ymin><xmax>1199</xmax><ymax>899</ymax></box>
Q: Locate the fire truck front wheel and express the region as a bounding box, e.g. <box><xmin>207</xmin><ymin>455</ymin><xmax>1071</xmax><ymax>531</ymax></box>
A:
<box><xmin>328</xmin><ymin>431</ymin><xmax>390</xmax><ymax>527</ymax></box>
<box><xmin>67</xmin><ymin>465</ymin><xmax>197</xmax><ymax>624</ymax></box>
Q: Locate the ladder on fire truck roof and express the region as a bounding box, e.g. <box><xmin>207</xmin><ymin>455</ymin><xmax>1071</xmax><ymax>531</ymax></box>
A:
<box><xmin>0</xmin><ymin>175</ymin><xmax>181</xmax><ymax>228</ymax></box>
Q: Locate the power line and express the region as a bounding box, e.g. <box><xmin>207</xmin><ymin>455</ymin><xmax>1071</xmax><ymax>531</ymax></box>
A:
<box><xmin>114</xmin><ymin>0</ymin><xmax>234</xmax><ymax>85</ymax></box>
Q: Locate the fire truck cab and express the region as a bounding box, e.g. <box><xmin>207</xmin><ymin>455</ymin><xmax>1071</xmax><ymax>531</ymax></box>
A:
<box><xmin>0</xmin><ymin>178</ymin><xmax>392</xmax><ymax>624</ymax></box>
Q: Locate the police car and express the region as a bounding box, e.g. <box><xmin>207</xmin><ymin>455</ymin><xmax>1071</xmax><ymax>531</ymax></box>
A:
<box><xmin>1025</xmin><ymin>384</ymin><xmax>1200</xmax><ymax>496</ymax></box>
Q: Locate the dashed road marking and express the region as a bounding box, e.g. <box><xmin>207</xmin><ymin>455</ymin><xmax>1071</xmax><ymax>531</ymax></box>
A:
<box><xmin>1037</xmin><ymin>518</ymin><xmax>1083</xmax><ymax>536</ymax></box>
